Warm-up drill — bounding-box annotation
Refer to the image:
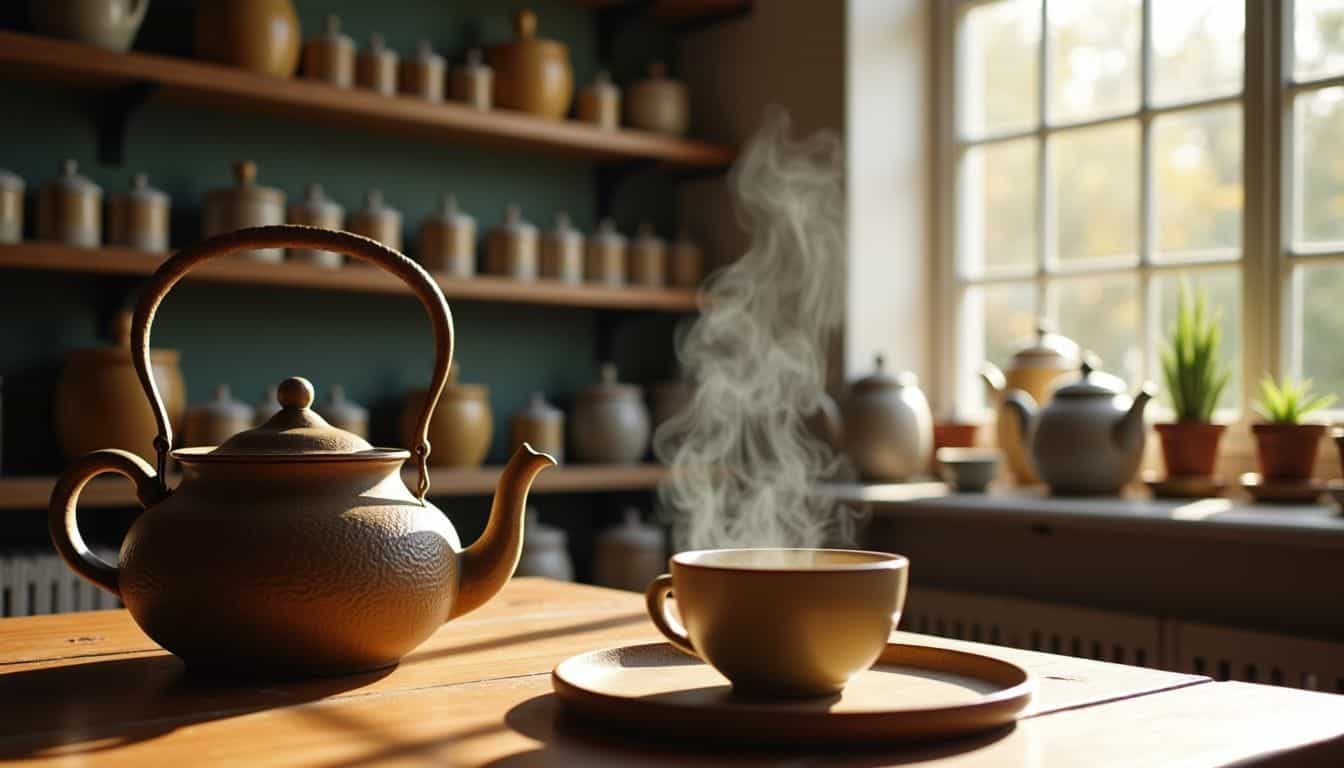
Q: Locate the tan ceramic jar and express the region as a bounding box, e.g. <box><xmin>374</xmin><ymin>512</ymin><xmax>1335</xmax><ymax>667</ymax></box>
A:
<box><xmin>317</xmin><ymin>385</ymin><xmax>369</xmax><ymax>438</ymax></box>
<box><xmin>487</xmin><ymin>10</ymin><xmax>573</xmax><ymax>119</ymax></box>
<box><xmin>541</xmin><ymin>212</ymin><xmax>584</xmax><ymax>283</ymax></box>
<box><xmin>418</xmin><ymin>194</ymin><xmax>477</xmax><ymax>276</ymax></box>
<box><xmin>286</xmin><ymin>183</ymin><xmax>345</xmax><ymax>267</ymax></box>
<box><xmin>593</xmin><ymin>508</ymin><xmax>665</xmax><ymax>592</ymax></box>
<box><xmin>629</xmin><ymin>222</ymin><xmax>667</xmax><ymax>287</ymax></box>
<box><xmin>578</xmin><ymin>70</ymin><xmax>620</xmax><ymax>130</ymax></box>
<box><xmin>203</xmin><ymin>161</ymin><xmax>286</xmax><ymax>262</ymax></box>
<box><xmin>184</xmin><ymin>384</ymin><xmax>253</xmax><ymax>448</ymax></box>
<box><xmin>38</xmin><ymin>159</ymin><xmax>101</xmax><ymax>248</ymax></box>
<box><xmin>349</xmin><ymin>189</ymin><xmax>403</xmax><ymax>253</ymax></box>
<box><xmin>980</xmin><ymin>324</ymin><xmax>1079</xmax><ymax>484</ymax></box>
<box><xmin>0</xmin><ymin>169</ymin><xmax>24</xmax><ymax>244</ymax></box>
<box><xmin>626</xmin><ymin>61</ymin><xmax>689</xmax><ymax>136</ymax></box>
<box><xmin>194</xmin><ymin>0</ymin><xmax>301</xmax><ymax>77</ymax></box>
<box><xmin>107</xmin><ymin>173</ymin><xmax>169</xmax><ymax>253</ymax></box>
<box><xmin>401</xmin><ymin>363</ymin><xmax>493</xmax><ymax>467</ymax></box>
<box><xmin>357</xmin><ymin>34</ymin><xmax>399</xmax><ymax>96</ymax></box>
<box><xmin>510</xmin><ymin>391</ymin><xmax>565</xmax><ymax>464</ymax></box>
<box><xmin>670</xmin><ymin>230</ymin><xmax>704</xmax><ymax>288</ymax></box>
<box><xmin>585</xmin><ymin>218</ymin><xmax>626</xmax><ymax>286</ymax></box>
<box><xmin>301</xmin><ymin>15</ymin><xmax>355</xmax><ymax>88</ymax></box>
<box><xmin>400</xmin><ymin>40</ymin><xmax>445</xmax><ymax>102</ymax></box>
<box><xmin>486</xmin><ymin>205</ymin><xmax>539</xmax><ymax>280</ymax></box>
<box><xmin>451</xmin><ymin>49</ymin><xmax>494</xmax><ymax>110</ymax></box>
<box><xmin>571</xmin><ymin>364</ymin><xmax>650</xmax><ymax>464</ymax></box>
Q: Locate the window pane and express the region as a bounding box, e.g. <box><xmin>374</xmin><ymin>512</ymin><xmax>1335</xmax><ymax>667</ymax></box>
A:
<box><xmin>1293</xmin><ymin>86</ymin><xmax>1344</xmax><ymax>247</ymax></box>
<box><xmin>1150</xmin><ymin>0</ymin><xmax>1244</xmax><ymax>105</ymax></box>
<box><xmin>960</xmin><ymin>139</ymin><xmax>1038</xmax><ymax>276</ymax></box>
<box><xmin>1154</xmin><ymin>270</ymin><xmax>1242</xmax><ymax>413</ymax></box>
<box><xmin>1296</xmin><ymin>262</ymin><xmax>1344</xmax><ymax>404</ymax></box>
<box><xmin>1051</xmin><ymin>122</ymin><xmax>1139</xmax><ymax>267</ymax></box>
<box><xmin>964</xmin><ymin>282</ymin><xmax>1038</xmax><ymax>410</ymax></box>
<box><xmin>1153</xmin><ymin>105</ymin><xmax>1243</xmax><ymax>260</ymax></box>
<box><xmin>1294</xmin><ymin>0</ymin><xmax>1344</xmax><ymax>81</ymax></box>
<box><xmin>960</xmin><ymin>0</ymin><xmax>1041</xmax><ymax>137</ymax></box>
<box><xmin>1052</xmin><ymin>274</ymin><xmax>1142</xmax><ymax>386</ymax></box>
<box><xmin>1048</xmin><ymin>0</ymin><xmax>1140</xmax><ymax>124</ymax></box>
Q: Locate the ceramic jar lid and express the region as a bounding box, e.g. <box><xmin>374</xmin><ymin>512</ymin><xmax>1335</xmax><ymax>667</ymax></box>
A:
<box><xmin>1008</xmin><ymin>323</ymin><xmax>1080</xmax><ymax>370</ymax></box>
<box><xmin>46</xmin><ymin>159</ymin><xmax>100</xmax><ymax>196</ymax></box>
<box><xmin>316</xmin><ymin>14</ymin><xmax>353</xmax><ymax>47</ymax></box>
<box><xmin>1050</xmin><ymin>357</ymin><xmax>1129</xmax><ymax>399</ymax></box>
<box><xmin>207</xmin><ymin>160</ymin><xmax>283</xmax><ymax>208</ymax></box>
<box><xmin>71</xmin><ymin>310</ymin><xmax>177</xmax><ymax>365</ymax></box>
<box><xmin>356</xmin><ymin>189</ymin><xmax>401</xmax><ymax>221</ymax></box>
<box><xmin>506</xmin><ymin>9</ymin><xmax>565</xmax><ymax>56</ymax></box>
<box><xmin>591</xmin><ymin>218</ymin><xmax>626</xmax><ymax>246</ymax></box>
<box><xmin>196</xmin><ymin>384</ymin><xmax>252</xmax><ymax>420</ymax></box>
<box><xmin>291</xmin><ymin>183</ymin><xmax>343</xmax><ymax>219</ymax></box>
<box><xmin>363</xmin><ymin>33</ymin><xmax>396</xmax><ymax>61</ymax></box>
<box><xmin>117</xmin><ymin>172</ymin><xmax>167</xmax><ymax>204</ymax></box>
<box><xmin>850</xmin><ymin>354</ymin><xmax>918</xmax><ymax>393</ymax></box>
<box><xmin>633</xmin><ymin>221</ymin><xmax>663</xmax><ymax>248</ymax></box>
<box><xmin>589</xmin><ymin>69</ymin><xmax>617</xmax><ymax>96</ymax></box>
<box><xmin>444</xmin><ymin>362</ymin><xmax>488</xmax><ymax>401</ymax></box>
<box><xmin>519</xmin><ymin>391</ymin><xmax>563</xmax><ymax>422</ymax></box>
<box><xmin>410</xmin><ymin>39</ymin><xmax>443</xmax><ymax>67</ymax></box>
<box><xmin>203</xmin><ymin>376</ymin><xmax>384</xmax><ymax>458</ymax></box>
<box><xmin>581</xmin><ymin>363</ymin><xmax>642</xmax><ymax>401</ymax></box>
<box><xmin>460</xmin><ymin>48</ymin><xmax>490</xmax><ymax>74</ymax></box>
<box><xmin>319</xmin><ymin>384</ymin><xmax>368</xmax><ymax>422</ymax></box>
<box><xmin>495</xmin><ymin>204</ymin><xmax>536</xmax><ymax>237</ymax></box>
<box><xmin>0</xmin><ymin>168</ymin><xmax>25</xmax><ymax>191</ymax></box>
<box><xmin>547</xmin><ymin>212</ymin><xmax>582</xmax><ymax>245</ymax></box>
<box><xmin>427</xmin><ymin>194</ymin><xmax>474</xmax><ymax>226</ymax></box>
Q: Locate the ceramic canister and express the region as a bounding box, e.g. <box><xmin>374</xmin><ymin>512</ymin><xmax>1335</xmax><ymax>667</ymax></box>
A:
<box><xmin>585</xmin><ymin>218</ymin><xmax>626</xmax><ymax>286</ymax></box>
<box><xmin>194</xmin><ymin>0</ymin><xmax>301</xmax><ymax>78</ymax></box>
<box><xmin>571</xmin><ymin>363</ymin><xmax>650</xmax><ymax>464</ymax></box>
<box><xmin>541</xmin><ymin>212</ymin><xmax>584</xmax><ymax>283</ymax></box>
<box><xmin>356</xmin><ymin>34</ymin><xmax>398</xmax><ymax>96</ymax></box>
<box><xmin>451</xmin><ymin>48</ymin><xmax>494</xmax><ymax>110</ymax></box>
<box><xmin>107</xmin><ymin>173</ymin><xmax>170</xmax><ymax>253</ymax></box>
<box><xmin>253</xmin><ymin>385</ymin><xmax>282</xmax><ymax>426</ymax></box>
<box><xmin>628</xmin><ymin>222</ymin><xmax>667</xmax><ymax>287</ymax></box>
<box><xmin>514</xmin><ymin>508</ymin><xmax>574</xmax><ymax>581</ymax></box>
<box><xmin>486</xmin><ymin>205</ymin><xmax>539</xmax><ymax>280</ymax></box>
<box><xmin>30</xmin><ymin>0</ymin><xmax>149</xmax><ymax>52</ymax></box>
<box><xmin>349</xmin><ymin>189</ymin><xmax>403</xmax><ymax>254</ymax></box>
<box><xmin>487</xmin><ymin>9</ymin><xmax>573</xmax><ymax>119</ymax></box>
<box><xmin>203</xmin><ymin>160</ymin><xmax>286</xmax><ymax>262</ymax></box>
<box><xmin>400</xmin><ymin>40</ymin><xmax>445</xmax><ymax>103</ymax></box>
<box><xmin>626</xmin><ymin>61</ymin><xmax>689</xmax><ymax>136</ymax></box>
<box><xmin>301</xmin><ymin>15</ymin><xmax>355</xmax><ymax>88</ymax></box>
<box><xmin>286</xmin><ymin>183</ymin><xmax>345</xmax><ymax>268</ymax></box>
<box><xmin>183</xmin><ymin>384</ymin><xmax>253</xmax><ymax>448</ymax></box>
<box><xmin>577</xmin><ymin>70</ymin><xmax>620</xmax><ymax>130</ymax></box>
<box><xmin>593</xmin><ymin>507</ymin><xmax>666</xmax><ymax>592</ymax></box>
<box><xmin>316</xmin><ymin>385</ymin><xmax>369</xmax><ymax>438</ymax></box>
<box><xmin>400</xmin><ymin>362</ymin><xmax>493</xmax><ymax>467</ymax></box>
<box><xmin>38</xmin><ymin>159</ymin><xmax>101</xmax><ymax>248</ymax></box>
<box><xmin>418</xmin><ymin>194</ymin><xmax>476</xmax><ymax>277</ymax></box>
<box><xmin>670</xmin><ymin>229</ymin><xmax>704</xmax><ymax>288</ymax></box>
<box><xmin>0</xmin><ymin>169</ymin><xmax>25</xmax><ymax>245</ymax></box>
<box><xmin>510</xmin><ymin>391</ymin><xmax>565</xmax><ymax>464</ymax></box>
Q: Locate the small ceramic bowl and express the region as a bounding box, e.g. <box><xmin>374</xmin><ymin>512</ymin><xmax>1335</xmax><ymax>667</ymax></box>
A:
<box><xmin>936</xmin><ymin>447</ymin><xmax>999</xmax><ymax>493</ymax></box>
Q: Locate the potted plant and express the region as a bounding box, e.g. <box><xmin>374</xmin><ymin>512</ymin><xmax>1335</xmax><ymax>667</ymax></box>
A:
<box><xmin>1154</xmin><ymin>284</ymin><xmax>1232</xmax><ymax>479</ymax></box>
<box><xmin>1251</xmin><ymin>376</ymin><xmax>1336</xmax><ymax>481</ymax></box>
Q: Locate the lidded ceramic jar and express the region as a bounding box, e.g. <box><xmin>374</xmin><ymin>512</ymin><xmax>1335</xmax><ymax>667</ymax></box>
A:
<box><xmin>301</xmin><ymin>15</ymin><xmax>355</xmax><ymax>88</ymax></box>
<box><xmin>578</xmin><ymin>70</ymin><xmax>620</xmax><ymax>130</ymax></box>
<box><xmin>349</xmin><ymin>189</ymin><xmax>403</xmax><ymax>253</ymax></box>
<box><xmin>628</xmin><ymin>222</ymin><xmax>667</xmax><ymax>287</ymax></box>
<box><xmin>593</xmin><ymin>508</ymin><xmax>666</xmax><ymax>592</ymax></box>
<box><xmin>38</xmin><ymin>159</ymin><xmax>102</xmax><ymax>248</ymax></box>
<box><xmin>980</xmin><ymin>323</ymin><xmax>1079</xmax><ymax>484</ymax></box>
<box><xmin>841</xmin><ymin>354</ymin><xmax>933</xmax><ymax>482</ymax></box>
<box><xmin>572</xmin><ymin>364</ymin><xmax>650</xmax><ymax>464</ymax></box>
<box><xmin>451</xmin><ymin>48</ymin><xmax>494</xmax><ymax>110</ymax></box>
<box><xmin>626</xmin><ymin>61</ymin><xmax>689</xmax><ymax>136</ymax></box>
<box><xmin>203</xmin><ymin>160</ymin><xmax>286</xmax><ymax>262</ymax></box>
<box><xmin>541</xmin><ymin>212</ymin><xmax>584</xmax><ymax>283</ymax></box>
<box><xmin>286</xmin><ymin>183</ymin><xmax>345</xmax><ymax>267</ymax></box>
<box><xmin>317</xmin><ymin>385</ymin><xmax>369</xmax><ymax>438</ymax></box>
<box><xmin>515</xmin><ymin>508</ymin><xmax>574</xmax><ymax>581</ymax></box>
<box><xmin>418</xmin><ymin>194</ymin><xmax>476</xmax><ymax>276</ymax></box>
<box><xmin>486</xmin><ymin>9</ymin><xmax>573</xmax><ymax>119</ymax></box>
<box><xmin>486</xmin><ymin>205</ymin><xmax>539</xmax><ymax>280</ymax></box>
<box><xmin>585</xmin><ymin>218</ymin><xmax>626</xmax><ymax>286</ymax></box>
<box><xmin>401</xmin><ymin>362</ymin><xmax>493</xmax><ymax>467</ymax></box>
<box><xmin>511</xmin><ymin>391</ymin><xmax>565</xmax><ymax>464</ymax></box>
<box><xmin>107</xmin><ymin>173</ymin><xmax>170</xmax><ymax>253</ymax></box>
<box><xmin>356</xmin><ymin>34</ymin><xmax>398</xmax><ymax>95</ymax></box>
<box><xmin>400</xmin><ymin>40</ymin><xmax>445</xmax><ymax>102</ymax></box>
<box><xmin>194</xmin><ymin>0</ymin><xmax>301</xmax><ymax>77</ymax></box>
<box><xmin>184</xmin><ymin>384</ymin><xmax>253</xmax><ymax>448</ymax></box>
<box><xmin>54</xmin><ymin>311</ymin><xmax>186</xmax><ymax>464</ymax></box>
<box><xmin>253</xmin><ymin>385</ymin><xmax>282</xmax><ymax>426</ymax></box>
<box><xmin>30</xmin><ymin>0</ymin><xmax>149</xmax><ymax>52</ymax></box>
<box><xmin>0</xmin><ymin>169</ymin><xmax>25</xmax><ymax>245</ymax></box>
<box><xmin>670</xmin><ymin>229</ymin><xmax>704</xmax><ymax>288</ymax></box>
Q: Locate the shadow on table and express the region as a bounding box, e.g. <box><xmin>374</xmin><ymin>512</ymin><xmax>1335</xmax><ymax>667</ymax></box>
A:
<box><xmin>0</xmin><ymin>652</ymin><xmax>393</xmax><ymax>761</ymax></box>
<box><xmin>489</xmin><ymin>693</ymin><xmax>1017</xmax><ymax>767</ymax></box>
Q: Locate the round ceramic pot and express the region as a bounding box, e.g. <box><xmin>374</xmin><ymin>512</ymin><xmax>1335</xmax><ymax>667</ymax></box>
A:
<box><xmin>585</xmin><ymin>218</ymin><xmax>626</xmax><ymax>286</ymax></box>
<box><xmin>1252</xmin><ymin>423</ymin><xmax>1325</xmax><ymax>482</ymax></box>
<box><xmin>316</xmin><ymin>385</ymin><xmax>369</xmax><ymax>438</ymax></box>
<box><xmin>577</xmin><ymin>70</ymin><xmax>620</xmax><ymax>130</ymax></box>
<box><xmin>348</xmin><ymin>189</ymin><xmax>403</xmax><ymax>253</ymax></box>
<box><xmin>514</xmin><ymin>509</ymin><xmax>574</xmax><ymax>581</ymax></box>
<box><xmin>842</xmin><ymin>355</ymin><xmax>933</xmax><ymax>482</ymax></box>
<box><xmin>107</xmin><ymin>172</ymin><xmax>170</xmax><ymax>253</ymax></box>
<box><xmin>38</xmin><ymin>159</ymin><xmax>101</xmax><ymax>248</ymax></box>
<box><xmin>401</xmin><ymin>364</ymin><xmax>492</xmax><ymax>467</ymax></box>
<box><xmin>628</xmin><ymin>222</ymin><xmax>667</xmax><ymax>287</ymax></box>
<box><xmin>451</xmin><ymin>49</ymin><xmax>494</xmax><ymax>110</ymax></box>
<box><xmin>418</xmin><ymin>194</ymin><xmax>477</xmax><ymax>277</ymax></box>
<box><xmin>400</xmin><ymin>40</ymin><xmax>445</xmax><ymax>102</ymax></box>
<box><xmin>486</xmin><ymin>9</ymin><xmax>573</xmax><ymax>119</ymax></box>
<box><xmin>0</xmin><ymin>169</ymin><xmax>25</xmax><ymax>245</ymax></box>
<box><xmin>194</xmin><ymin>0</ymin><xmax>301</xmax><ymax>78</ymax></box>
<box><xmin>30</xmin><ymin>0</ymin><xmax>148</xmax><ymax>52</ymax></box>
<box><xmin>510</xmin><ymin>391</ymin><xmax>564</xmax><ymax>463</ymax></box>
<box><xmin>571</xmin><ymin>364</ymin><xmax>650</xmax><ymax>464</ymax></box>
<box><xmin>356</xmin><ymin>34</ymin><xmax>398</xmax><ymax>96</ymax></box>
<box><xmin>1154</xmin><ymin>422</ymin><xmax>1226</xmax><ymax>479</ymax></box>
<box><xmin>540</xmin><ymin>212</ymin><xmax>584</xmax><ymax>283</ymax></box>
<box><xmin>593</xmin><ymin>508</ymin><xmax>665</xmax><ymax>592</ymax></box>
<box><xmin>669</xmin><ymin>231</ymin><xmax>704</xmax><ymax>288</ymax></box>
<box><xmin>485</xmin><ymin>205</ymin><xmax>538</xmax><ymax>280</ymax></box>
<box><xmin>626</xmin><ymin>61</ymin><xmax>689</xmax><ymax>136</ymax></box>
<box><xmin>183</xmin><ymin>384</ymin><xmax>253</xmax><ymax>448</ymax></box>
<box><xmin>203</xmin><ymin>161</ymin><xmax>285</xmax><ymax>262</ymax></box>
<box><xmin>286</xmin><ymin>183</ymin><xmax>345</xmax><ymax>267</ymax></box>
<box><xmin>301</xmin><ymin>15</ymin><xmax>354</xmax><ymax>87</ymax></box>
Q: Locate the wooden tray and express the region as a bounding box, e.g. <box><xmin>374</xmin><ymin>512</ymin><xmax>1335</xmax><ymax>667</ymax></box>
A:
<box><xmin>552</xmin><ymin>642</ymin><xmax>1035</xmax><ymax>745</ymax></box>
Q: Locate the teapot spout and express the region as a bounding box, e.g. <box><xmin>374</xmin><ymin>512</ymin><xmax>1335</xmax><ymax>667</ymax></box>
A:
<box><xmin>1112</xmin><ymin>386</ymin><xmax>1154</xmax><ymax>455</ymax></box>
<box><xmin>1001</xmin><ymin>389</ymin><xmax>1037</xmax><ymax>447</ymax></box>
<box><xmin>448</xmin><ymin>444</ymin><xmax>556</xmax><ymax>620</ymax></box>
<box><xmin>980</xmin><ymin>363</ymin><xmax>1006</xmax><ymax>399</ymax></box>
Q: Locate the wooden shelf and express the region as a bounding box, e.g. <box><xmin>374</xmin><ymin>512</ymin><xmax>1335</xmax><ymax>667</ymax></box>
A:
<box><xmin>0</xmin><ymin>242</ymin><xmax>702</xmax><ymax>312</ymax></box>
<box><xmin>0</xmin><ymin>463</ymin><xmax>668</xmax><ymax>510</ymax></box>
<box><xmin>0</xmin><ymin>31</ymin><xmax>735</xmax><ymax>168</ymax></box>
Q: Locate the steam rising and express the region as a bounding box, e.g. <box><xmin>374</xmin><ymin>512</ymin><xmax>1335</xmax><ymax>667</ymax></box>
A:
<box><xmin>655</xmin><ymin>108</ymin><xmax>858</xmax><ymax>551</ymax></box>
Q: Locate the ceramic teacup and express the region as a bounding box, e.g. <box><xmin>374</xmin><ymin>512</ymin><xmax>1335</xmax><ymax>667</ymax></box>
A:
<box><xmin>645</xmin><ymin>548</ymin><xmax>909</xmax><ymax>698</ymax></box>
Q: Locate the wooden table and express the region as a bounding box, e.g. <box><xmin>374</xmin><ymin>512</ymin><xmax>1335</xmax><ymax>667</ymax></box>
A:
<box><xmin>2</xmin><ymin>578</ymin><xmax>1342</xmax><ymax>766</ymax></box>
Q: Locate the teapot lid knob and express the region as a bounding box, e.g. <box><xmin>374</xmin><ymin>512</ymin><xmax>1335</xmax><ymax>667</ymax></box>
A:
<box><xmin>277</xmin><ymin>377</ymin><xmax>315</xmax><ymax>410</ymax></box>
<box><xmin>1080</xmin><ymin>354</ymin><xmax>1098</xmax><ymax>378</ymax></box>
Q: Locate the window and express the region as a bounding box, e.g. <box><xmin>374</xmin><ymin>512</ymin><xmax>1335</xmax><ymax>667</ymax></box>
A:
<box><xmin>941</xmin><ymin>0</ymin><xmax>1344</xmax><ymax>418</ymax></box>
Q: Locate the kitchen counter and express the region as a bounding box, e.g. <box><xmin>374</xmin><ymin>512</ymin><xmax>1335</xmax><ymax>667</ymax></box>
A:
<box><xmin>1</xmin><ymin>578</ymin><xmax>1342</xmax><ymax>766</ymax></box>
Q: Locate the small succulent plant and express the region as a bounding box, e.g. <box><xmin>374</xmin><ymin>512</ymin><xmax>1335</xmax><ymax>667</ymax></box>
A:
<box><xmin>1254</xmin><ymin>375</ymin><xmax>1337</xmax><ymax>424</ymax></box>
<box><xmin>1160</xmin><ymin>283</ymin><xmax>1231</xmax><ymax>422</ymax></box>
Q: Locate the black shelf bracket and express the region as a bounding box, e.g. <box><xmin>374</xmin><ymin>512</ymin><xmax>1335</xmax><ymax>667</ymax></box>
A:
<box><xmin>94</xmin><ymin>81</ymin><xmax>158</xmax><ymax>166</ymax></box>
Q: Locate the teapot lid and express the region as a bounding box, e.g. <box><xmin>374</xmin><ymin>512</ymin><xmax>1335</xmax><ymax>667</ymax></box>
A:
<box><xmin>184</xmin><ymin>377</ymin><xmax>394</xmax><ymax>460</ymax></box>
<box><xmin>48</xmin><ymin>159</ymin><xmax>100</xmax><ymax>196</ymax></box>
<box><xmin>1051</xmin><ymin>357</ymin><xmax>1128</xmax><ymax>398</ymax></box>
<box><xmin>1009</xmin><ymin>322</ymin><xmax>1079</xmax><ymax>369</ymax></box>
<box><xmin>851</xmin><ymin>353</ymin><xmax>918</xmax><ymax>393</ymax></box>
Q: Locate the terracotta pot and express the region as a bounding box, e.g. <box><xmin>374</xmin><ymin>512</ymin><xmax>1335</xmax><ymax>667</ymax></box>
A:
<box><xmin>400</xmin><ymin>40</ymin><xmax>445</xmax><ymax>103</ymax></box>
<box><xmin>485</xmin><ymin>205</ymin><xmax>538</xmax><ymax>280</ymax></box>
<box><xmin>842</xmin><ymin>354</ymin><xmax>933</xmax><ymax>482</ymax></box>
<box><xmin>540</xmin><ymin>212</ymin><xmax>583</xmax><ymax>283</ymax></box>
<box><xmin>194</xmin><ymin>0</ymin><xmax>301</xmax><ymax>78</ymax></box>
<box><xmin>451</xmin><ymin>48</ymin><xmax>494</xmax><ymax>110</ymax></box>
<box><xmin>286</xmin><ymin>183</ymin><xmax>345</xmax><ymax>267</ymax></box>
<box><xmin>571</xmin><ymin>364</ymin><xmax>650</xmax><ymax>464</ymax></box>
<box><xmin>486</xmin><ymin>9</ymin><xmax>573</xmax><ymax>119</ymax></box>
<box><xmin>316</xmin><ymin>385</ymin><xmax>368</xmax><ymax>438</ymax></box>
<box><xmin>349</xmin><ymin>189</ymin><xmax>403</xmax><ymax>253</ymax></box>
<box><xmin>626</xmin><ymin>61</ymin><xmax>689</xmax><ymax>136</ymax></box>
<box><xmin>30</xmin><ymin>0</ymin><xmax>148</xmax><ymax>52</ymax></box>
<box><xmin>401</xmin><ymin>363</ymin><xmax>492</xmax><ymax>467</ymax></box>
<box><xmin>107</xmin><ymin>172</ymin><xmax>170</xmax><ymax>253</ymax></box>
<box><xmin>301</xmin><ymin>15</ymin><xmax>354</xmax><ymax>88</ymax></box>
<box><xmin>577</xmin><ymin>70</ymin><xmax>620</xmax><ymax>130</ymax></box>
<box><xmin>931</xmin><ymin>421</ymin><xmax>979</xmax><ymax>474</ymax></box>
<box><xmin>514</xmin><ymin>508</ymin><xmax>573</xmax><ymax>581</ymax></box>
<box><xmin>356</xmin><ymin>34</ymin><xmax>398</xmax><ymax>96</ymax></box>
<box><xmin>203</xmin><ymin>161</ymin><xmax>286</xmax><ymax>262</ymax></box>
<box><xmin>183</xmin><ymin>384</ymin><xmax>252</xmax><ymax>448</ymax></box>
<box><xmin>1154</xmin><ymin>422</ymin><xmax>1226</xmax><ymax>479</ymax></box>
<box><xmin>418</xmin><ymin>194</ymin><xmax>477</xmax><ymax>277</ymax></box>
<box><xmin>38</xmin><ymin>159</ymin><xmax>101</xmax><ymax>248</ymax></box>
<box><xmin>1252</xmin><ymin>423</ymin><xmax>1325</xmax><ymax>482</ymax></box>
<box><xmin>593</xmin><ymin>507</ymin><xmax>665</xmax><ymax>592</ymax></box>
<box><xmin>0</xmin><ymin>169</ymin><xmax>22</xmax><ymax>245</ymax></box>
<box><xmin>510</xmin><ymin>391</ymin><xmax>564</xmax><ymax>463</ymax></box>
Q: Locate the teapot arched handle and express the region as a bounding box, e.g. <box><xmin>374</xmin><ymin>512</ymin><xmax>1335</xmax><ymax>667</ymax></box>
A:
<box><xmin>130</xmin><ymin>225</ymin><xmax>454</xmax><ymax>502</ymax></box>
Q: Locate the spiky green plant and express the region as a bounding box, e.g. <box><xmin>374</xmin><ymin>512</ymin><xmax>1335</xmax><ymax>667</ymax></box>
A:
<box><xmin>1160</xmin><ymin>283</ymin><xmax>1232</xmax><ymax>422</ymax></box>
<box><xmin>1254</xmin><ymin>375</ymin><xmax>1337</xmax><ymax>424</ymax></box>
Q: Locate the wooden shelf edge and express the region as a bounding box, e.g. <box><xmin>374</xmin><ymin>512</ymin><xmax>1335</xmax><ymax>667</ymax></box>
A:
<box><xmin>0</xmin><ymin>463</ymin><xmax>668</xmax><ymax>510</ymax></box>
<box><xmin>0</xmin><ymin>243</ymin><xmax>702</xmax><ymax>312</ymax></box>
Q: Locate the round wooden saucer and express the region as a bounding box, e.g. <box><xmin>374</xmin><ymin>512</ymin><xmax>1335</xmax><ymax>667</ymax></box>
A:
<box><xmin>552</xmin><ymin>642</ymin><xmax>1035</xmax><ymax>746</ymax></box>
<box><xmin>1239</xmin><ymin>472</ymin><xmax>1328</xmax><ymax>504</ymax></box>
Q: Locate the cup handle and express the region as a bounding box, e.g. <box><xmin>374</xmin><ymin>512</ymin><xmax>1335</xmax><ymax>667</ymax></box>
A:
<box><xmin>644</xmin><ymin>573</ymin><xmax>696</xmax><ymax>657</ymax></box>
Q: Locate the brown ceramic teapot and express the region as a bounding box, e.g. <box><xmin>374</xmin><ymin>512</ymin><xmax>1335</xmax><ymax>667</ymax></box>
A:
<box><xmin>48</xmin><ymin>226</ymin><xmax>555</xmax><ymax>677</ymax></box>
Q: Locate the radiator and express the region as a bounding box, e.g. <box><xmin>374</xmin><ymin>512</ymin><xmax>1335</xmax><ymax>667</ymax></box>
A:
<box><xmin>1166</xmin><ymin>620</ymin><xmax>1344</xmax><ymax>693</ymax></box>
<box><xmin>0</xmin><ymin>549</ymin><xmax>120</xmax><ymax>617</ymax></box>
